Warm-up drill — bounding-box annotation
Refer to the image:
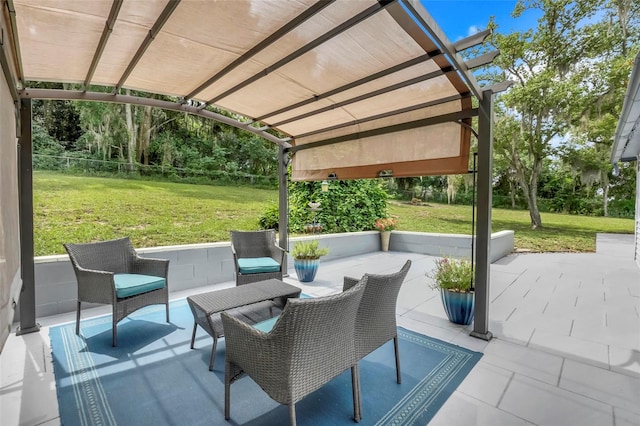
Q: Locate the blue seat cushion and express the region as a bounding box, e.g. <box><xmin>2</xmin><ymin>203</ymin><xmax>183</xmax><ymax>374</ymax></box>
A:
<box><xmin>237</xmin><ymin>257</ymin><xmax>280</xmax><ymax>274</ymax></box>
<box><xmin>253</xmin><ymin>316</ymin><xmax>279</xmax><ymax>333</ymax></box>
<box><xmin>114</xmin><ymin>274</ymin><xmax>166</xmax><ymax>298</ymax></box>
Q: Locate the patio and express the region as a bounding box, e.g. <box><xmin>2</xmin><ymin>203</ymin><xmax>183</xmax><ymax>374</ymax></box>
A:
<box><xmin>1</xmin><ymin>232</ymin><xmax>639</xmax><ymax>425</ymax></box>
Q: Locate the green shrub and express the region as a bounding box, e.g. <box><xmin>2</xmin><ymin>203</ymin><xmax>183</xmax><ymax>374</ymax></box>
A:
<box><xmin>608</xmin><ymin>199</ymin><xmax>635</xmax><ymax>218</ymax></box>
<box><xmin>32</xmin><ymin>123</ymin><xmax>66</xmax><ymax>170</ymax></box>
<box><xmin>258</xmin><ymin>201</ymin><xmax>280</xmax><ymax>230</ymax></box>
<box><xmin>257</xmin><ymin>179</ymin><xmax>390</xmax><ymax>234</ymax></box>
<box><xmin>289</xmin><ymin>179</ymin><xmax>389</xmax><ymax>233</ymax></box>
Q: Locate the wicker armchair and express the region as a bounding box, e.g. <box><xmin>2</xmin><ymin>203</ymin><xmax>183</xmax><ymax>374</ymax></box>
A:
<box><xmin>230</xmin><ymin>229</ymin><xmax>285</xmax><ymax>285</ymax></box>
<box><xmin>343</xmin><ymin>260</ymin><xmax>411</xmax><ymax>390</ymax></box>
<box><xmin>221</xmin><ymin>277</ymin><xmax>367</xmax><ymax>425</ymax></box>
<box><xmin>64</xmin><ymin>237</ymin><xmax>170</xmax><ymax>346</ymax></box>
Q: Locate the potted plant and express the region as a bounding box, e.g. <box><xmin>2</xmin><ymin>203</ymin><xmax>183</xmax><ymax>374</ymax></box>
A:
<box><xmin>427</xmin><ymin>256</ymin><xmax>475</xmax><ymax>325</ymax></box>
<box><xmin>374</xmin><ymin>217</ymin><xmax>398</xmax><ymax>252</ymax></box>
<box><xmin>292</xmin><ymin>239</ymin><xmax>329</xmax><ymax>282</ymax></box>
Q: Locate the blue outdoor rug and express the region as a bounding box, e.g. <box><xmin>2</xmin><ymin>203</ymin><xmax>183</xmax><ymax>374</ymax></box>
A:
<box><xmin>50</xmin><ymin>299</ymin><xmax>482</xmax><ymax>426</ymax></box>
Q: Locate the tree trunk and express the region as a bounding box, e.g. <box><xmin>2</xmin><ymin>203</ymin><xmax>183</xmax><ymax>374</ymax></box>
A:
<box><xmin>602</xmin><ymin>172</ymin><xmax>609</xmax><ymax>217</ymax></box>
<box><xmin>520</xmin><ymin>178</ymin><xmax>542</xmax><ymax>229</ymax></box>
<box><xmin>446</xmin><ymin>175</ymin><xmax>455</xmax><ymax>204</ymax></box>
<box><xmin>125</xmin><ymin>89</ymin><xmax>136</xmax><ymax>172</ymax></box>
<box><xmin>615</xmin><ymin>0</ymin><xmax>630</xmax><ymax>56</ymax></box>
<box><xmin>138</xmin><ymin>105</ymin><xmax>152</xmax><ymax>165</ymax></box>
<box><xmin>528</xmin><ymin>191</ymin><xmax>542</xmax><ymax>229</ymax></box>
<box><xmin>516</xmin><ymin>159</ymin><xmax>543</xmax><ymax>229</ymax></box>
<box><xmin>509</xmin><ymin>180</ymin><xmax>516</xmax><ymax>209</ymax></box>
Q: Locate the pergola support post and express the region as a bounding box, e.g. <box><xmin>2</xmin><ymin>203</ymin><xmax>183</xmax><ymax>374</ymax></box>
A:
<box><xmin>470</xmin><ymin>90</ymin><xmax>493</xmax><ymax>341</ymax></box>
<box><xmin>17</xmin><ymin>98</ymin><xmax>40</xmax><ymax>335</ymax></box>
<box><xmin>278</xmin><ymin>146</ymin><xmax>289</xmax><ymax>275</ymax></box>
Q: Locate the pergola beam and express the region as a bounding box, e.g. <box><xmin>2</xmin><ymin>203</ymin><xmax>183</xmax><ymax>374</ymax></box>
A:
<box><xmin>271</xmin><ymin>67</ymin><xmax>454</xmax><ymax>128</ymax></box>
<box><xmin>4</xmin><ymin>0</ymin><xmax>24</xmax><ymax>86</ymax></box>
<box><xmin>0</xmin><ymin>29</ymin><xmax>19</xmax><ymax>102</ymax></box>
<box><xmin>287</xmin><ymin>108</ymin><xmax>478</xmax><ymax>154</ymax></box>
<box><xmin>293</xmin><ymin>93</ymin><xmax>468</xmax><ymax>140</ymax></box>
<box><xmin>401</xmin><ymin>0</ymin><xmax>485</xmax><ymax>101</ymax></box>
<box><xmin>186</xmin><ymin>0</ymin><xmax>334</xmax><ymax>101</ymax></box>
<box><xmin>484</xmin><ymin>80</ymin><xmax>513</xmax><ymax>94</ymax></box>
<box><xmin>84</xmin><ymin>0</ymin><xmax>123</xmax><ymax>90</ymax></box>
<box><xmin>114</xmin><ymin>0</ymin><xmax>181</xmax><ymax>92</ymax></box>
<box><xmin>453</xmin><ymin>29</ymin><xmax>491</xmax><ymax>52</ymax></box>
<box><xmin>255</xmin><ymin>51</ymin><xmax>440</xmax><ymax>122</ymax></box>
<box><xmin>206</xmin><ymin>0</ymin><xmax>394</xmax><ymax>106</ymax></box>
<box><xmin>19</xmin><ymin>88</ymin><xmax>292</xmax><ymax>147</ymax></box>
<box><xmin>465</xmin><ymin>50</ymin><xmax>500</xmax><ymax>70</ymax></box>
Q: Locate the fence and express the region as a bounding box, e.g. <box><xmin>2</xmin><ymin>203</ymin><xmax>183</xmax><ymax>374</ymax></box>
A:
<box><xmin>32</xmin><ymin>154</ymin><xmax>278</xmax><ymax>186</ymax></box>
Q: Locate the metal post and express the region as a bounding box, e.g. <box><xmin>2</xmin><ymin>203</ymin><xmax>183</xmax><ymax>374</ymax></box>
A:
<box><xmin>470</xmin><ymin>152</ymin><xmax>477</xmax><ymax>291</ymax></box>
<box><xmin>278</xmin><ymin>145</ymin><xmax>289</xmax><ymax>275</ymax></box>
<box><xmin>470</xmin><ymin>90</ymin><xmax>493</xmax><ymax>341</ymax></box>
<box><xmin>17</xmin><ymin>98</ymin><xmax>40</xmax><ymax>335</ymax></box>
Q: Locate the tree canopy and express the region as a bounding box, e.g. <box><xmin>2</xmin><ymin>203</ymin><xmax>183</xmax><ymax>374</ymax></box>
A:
<box><xmin>487</xmin><ymin>0</ymin><xmax>639</xmax><ymax>228</ymax></box>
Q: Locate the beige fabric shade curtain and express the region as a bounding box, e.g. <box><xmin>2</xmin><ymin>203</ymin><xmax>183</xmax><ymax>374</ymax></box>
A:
<box><xmin>5</xmin><ymin>0</ymin><xmax>490</xmax><ymax>181</ymax></box>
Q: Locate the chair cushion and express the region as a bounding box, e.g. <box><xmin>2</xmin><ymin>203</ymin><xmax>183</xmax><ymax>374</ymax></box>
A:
<box><xmin>237</xmin><ymin>257</ymin><xmax>280</xmax><ymax>274</ymax></box>
<box><xmin>114</xmin><ymin>274</ymin><xmax>166</xmax><ymax>298</ymax></box>
<box><xmin>252</xmin><ymin>316</ymin><xmax>279</xmax><ymax>333</ymax></box>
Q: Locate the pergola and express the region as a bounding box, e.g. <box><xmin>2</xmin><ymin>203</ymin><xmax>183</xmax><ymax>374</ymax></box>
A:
<box><xmin>0</xmin><ymin>0</ymin><xmax>503</xmax><ymax>348</ymax></box>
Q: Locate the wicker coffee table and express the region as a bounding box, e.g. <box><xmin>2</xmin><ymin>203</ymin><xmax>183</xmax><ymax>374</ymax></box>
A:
<box><xmin>187</xmin><ymin>279</ymin><xmax>301</xmax><ymax>370</ymax></box>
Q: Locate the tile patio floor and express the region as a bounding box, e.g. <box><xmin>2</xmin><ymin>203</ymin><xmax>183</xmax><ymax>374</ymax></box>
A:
<box><xmin>1</xmin><ymin>233</ymin><xmax>639</xmax><ymax>425</ymax></box>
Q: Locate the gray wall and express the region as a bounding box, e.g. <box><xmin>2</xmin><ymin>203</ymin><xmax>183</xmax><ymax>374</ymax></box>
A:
<box><xmin>389</xmin><ymin>230</ymin><xmax>514</xmax><ymax>263</ymax></box>
<box><xmin>22</xmin><ymin>230</ymin><xmax>514</xmax><ymax>319</ymax></box>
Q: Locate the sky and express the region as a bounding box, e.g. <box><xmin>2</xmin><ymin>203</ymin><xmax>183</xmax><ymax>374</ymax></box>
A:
<box><xmin>421</xmin><ymin>0</ymin><xmax>541</xmax><ymax>42</ymax></box>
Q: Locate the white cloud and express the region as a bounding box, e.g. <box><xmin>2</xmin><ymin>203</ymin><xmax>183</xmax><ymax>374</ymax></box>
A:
<box><xmin>454</xmin><ymin>25</ymin><xmax>483</xmax><ymax>41</ymax></box>
<box><xmin>468</xmin><ymin>25</ymin><xmax>481</xmax><ymax>36</ymax></box>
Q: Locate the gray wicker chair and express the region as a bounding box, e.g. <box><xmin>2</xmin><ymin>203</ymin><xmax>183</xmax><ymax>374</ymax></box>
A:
<box><xmin>344</xmin><ymin>260</ymin><xmax>411</xmax><ymax>392</ymax></box>
<box><xmin>230</xmin><ymin>229</ymin><xmax>285</xmax><ymax>285</ymax></box>
<box><xmin>64</xmin><ymin>237</ymin><xmax>170</xmax><ymax>346</ymax></box>
<box><xmin>221</xmin><ymin>277</ymin><xmax>368</xmax><ymax>425</ymax></box>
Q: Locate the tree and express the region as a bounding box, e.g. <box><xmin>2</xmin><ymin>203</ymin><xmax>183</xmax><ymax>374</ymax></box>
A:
<box><xmin>563</xmin><ymin>0</ymin><xmax>639</xmax><ymax>216</ymax></box>
<box><xmin>493</xmin><ymin>111</ymin><xmax>524</xmax><ymax>209</ymax></box>
<box><xmin>124</xmin><ymin>89</ymin><xmax>137</xmax><ymax>171</ymax></box>
<box><xmin>31</xmin><ymin>82</ymin><xmax>82</xmax><ymax>149</ymax></box>
<box><xmin>490</xmin><ymin>0</ymin><xmax>637</xmax><ymax>228</ymax></box>
<box><xmin>76</xmin><ymin>101</ymin><xmax>127</xmax><ymax>160</ymax></box>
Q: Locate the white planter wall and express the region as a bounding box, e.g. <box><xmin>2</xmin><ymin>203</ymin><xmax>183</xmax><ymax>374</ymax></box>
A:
<box><xmin>18</xmin><ymin>230</ymin><xmax>514</xmax><ymax>320</ymax></box>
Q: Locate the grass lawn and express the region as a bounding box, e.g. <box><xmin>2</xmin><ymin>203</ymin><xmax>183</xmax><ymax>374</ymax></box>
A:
<box><xmin>33</xmin><ymin>172</ymin><xmax>634</xmax><ymax>256</ymax></box>
<box><xmin>388</xmin><ymin>202</ymin><xmax>634</xmax><ymax>253</ymax></box>
<box><xmin>34</xmin><ymin>172</ymin><xmax>278</xmax><ymax>256</ymax></box>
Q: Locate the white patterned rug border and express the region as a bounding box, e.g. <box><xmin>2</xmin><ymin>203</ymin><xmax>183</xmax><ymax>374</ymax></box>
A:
<box><xmin>375</xmin><ymin>328</ymin><xmax>479</xmax><ymax>426</ymax></box>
